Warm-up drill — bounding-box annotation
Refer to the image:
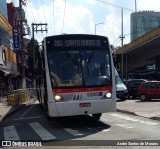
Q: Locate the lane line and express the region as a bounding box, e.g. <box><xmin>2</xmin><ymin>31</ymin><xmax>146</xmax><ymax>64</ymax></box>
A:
<box><xmin>13</xmin><ymin>116</ymin><xmax>42</xmax><ymax>121</ymax></box>
<box><xmin>29</xmin><ymin>122</ymin><xmax>56</xmax><ymax>140</ymax></box>
<box><xmin>115</xmin><ymin>124</ymin><xmax>134</xmax><ymax>129</ymax></box>
<box><xmin>20</xmin><ymin>104</ymin><xmax>36</xmax><ymax>118</ymax></box>
<box><xmin>64</xmin><ymin>128</ymin><xmax>84</xmax><ymax>136</ymax></box>
<box><xmin>4</xmin><ymin>126</ymin><xmax>20</xmax><ymax>140</ymax></box>
<box><xmin>102</xmin><ymin>129</ymin><xmax>110</xmax><ymax>132</ymax></box>
<box><xmin>110</xmin><ymin>113</ymin><xmax>158</xmax><ymax>125</ymax></box>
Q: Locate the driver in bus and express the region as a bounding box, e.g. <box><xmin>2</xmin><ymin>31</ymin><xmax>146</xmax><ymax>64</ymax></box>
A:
<box><xmin>71</xmin><ymin>73</ymin><xmax>82</xmax><ymax>86</ymax></box>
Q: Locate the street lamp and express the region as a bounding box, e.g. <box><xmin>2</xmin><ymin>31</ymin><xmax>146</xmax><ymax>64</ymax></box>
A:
<box><xmin>95</xmin><ymin>22</ymin><xmax>103</xmax><ymax>34</ymax></box>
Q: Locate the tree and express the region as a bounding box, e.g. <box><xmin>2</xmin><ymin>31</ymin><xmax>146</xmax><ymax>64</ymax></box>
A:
<box><xmin>26</xmin><ymin>38</ymin><xmax>39</xmax><ymax>86</ymax></box>
<box><xmin>27</xmin><ymin>38</ymin><xmax>39</xmax><ymax>59</ymax></box>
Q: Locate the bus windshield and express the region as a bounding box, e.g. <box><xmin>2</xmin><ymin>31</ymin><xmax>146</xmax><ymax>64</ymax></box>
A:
<box><xmin>47</xmin><ymin>49</ymin><xmax>111</xmax><ymax>88</ymax></box>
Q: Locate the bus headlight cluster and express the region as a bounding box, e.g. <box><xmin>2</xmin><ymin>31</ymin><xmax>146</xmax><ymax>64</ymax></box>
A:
<box><xmin>105</xmin><ymin>92</ymin><xmax>112</xmax><ymax>98</ymax></box>
<box><xmin>55</xmin><ymin>95</ymin><xmax>62</xmax><ymax>101</ymax></box>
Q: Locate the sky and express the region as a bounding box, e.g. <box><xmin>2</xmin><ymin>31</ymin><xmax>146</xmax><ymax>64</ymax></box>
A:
<box><xmin>6</xmin><ymin>0</ymin><xmax>160</xmax><ymax>47</ymax></box>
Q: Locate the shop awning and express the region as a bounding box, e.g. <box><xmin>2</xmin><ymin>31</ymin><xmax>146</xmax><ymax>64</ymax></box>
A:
<box><xmin>0</xmin><ymin>68</ymin><xmax>19</xmax><ymax>77</ymax></box>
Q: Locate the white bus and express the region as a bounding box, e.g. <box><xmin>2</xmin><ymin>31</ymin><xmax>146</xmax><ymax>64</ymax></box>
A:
<box><xmin>35</xmin><ymin>34</ymin><xmax>116</xmax><ymax>120</ymax></box>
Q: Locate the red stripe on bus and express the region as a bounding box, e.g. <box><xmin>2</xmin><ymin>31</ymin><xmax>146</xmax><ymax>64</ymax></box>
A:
<box><xmin>53</xmin><ymin>86</ymin><xmax>112</xmax><ymax>93</ymax></box>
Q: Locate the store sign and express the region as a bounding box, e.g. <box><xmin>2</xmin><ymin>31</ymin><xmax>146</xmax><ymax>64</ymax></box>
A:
<box><xmin>13</xmin><ymin>27</ymin><xmax>20</xmax><ymax>50</ymax></box>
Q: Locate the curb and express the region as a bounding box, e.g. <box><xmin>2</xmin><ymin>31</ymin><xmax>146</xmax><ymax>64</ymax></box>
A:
<box><xmin>116</xmin><ymin>109</ymin><xmax>137</xmax><ymax>116</ymax></box>
<box><xmin>150</xmin><ymin>116</ymin><xmax>160</xmax><ymax>121</ymax></box>
<box><xmin>117</xmin><ymin>108</ymin><xmax>160</xmax><ymax>121</ymax></box>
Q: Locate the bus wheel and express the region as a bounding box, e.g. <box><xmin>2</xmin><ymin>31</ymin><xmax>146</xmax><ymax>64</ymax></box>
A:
<box><xmin>92</xmin><ymin>113</ymin><xmax>102</xmax><ymax>120</ymax></box>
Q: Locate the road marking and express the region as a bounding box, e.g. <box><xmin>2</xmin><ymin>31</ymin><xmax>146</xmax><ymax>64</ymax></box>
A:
<box><xmin>110</xmin><ymin>113</ymin><xmax>158</xmax><ymax>125</ymax></box>
<box><xmin>20</xmin><ymin>104</ymin><xmax>36</xmax><ymax>118</ymax></box>
<box><xmin>13</xmin><ymin>116</ymin><xmax>42</xmax><ymax>121</ymax></box>
<box><xmin>29</xmin><ymin>122</ymin><xmax>56</xmax><ymax>140</ymax></box>
<box><xmin>64</xmin><ymin>128</ymin><xmax>84</xmax><ymax>136</ymax></box>
<box><xmin>87</xmin><ymin>127</ymin><xmax>94</xmax><ymax>130</ymax></box>
<box><xmin>4</xmin><ymin>126</ymin><xmax>20</xmax><ymax>140</ymax></box>
<box><xmin>115</xmin><ymin>124</ymin><xmax>134</xmax><ymax>129</ymax></box>
<box><xmin>102</xmin><ymin>129</ymin><xmax>110</xmax><ymax>132</ymax></box>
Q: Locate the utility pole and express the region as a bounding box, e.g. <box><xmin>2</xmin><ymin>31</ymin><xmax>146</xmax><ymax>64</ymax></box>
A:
<box><xmin>32</xmin><ymin>23</ymin><xmax>47</xmax><ymax>39</ymax></box>
<box><xmin>31</xmin><ymin>23</ymin><xmax>47</xmax><ymax>87</ymax></box>
<box><xmin>119</xmin><ymin>8</ymin><xmax>125</xmax><ymax>79</ymax></box>
<box><xmin>19</xmin><ymin>0</ymin><xmax>27</xmax><ymax>89</ymax></box>
<box><xmin>135</xmin><ymin>0</ymin><xmax>137</xmax><ymax>12</ymax></box>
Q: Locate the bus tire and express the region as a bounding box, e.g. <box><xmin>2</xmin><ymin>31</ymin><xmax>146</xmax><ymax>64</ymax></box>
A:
<box><xmin>92</xmin><ymin>113</ymin><xmax>102</xmax><ymax>120</ymax></box>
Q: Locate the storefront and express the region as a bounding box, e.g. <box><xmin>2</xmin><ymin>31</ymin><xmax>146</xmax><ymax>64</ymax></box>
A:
<box><xmin>0</xmin><ymin>45</ymin><xmax>19</xmax><ymax>94</ymax></box>
<box><xmin>0</xmin><ymin>11</ymin><xmax>19</xmax><ymax>96</ymax></box>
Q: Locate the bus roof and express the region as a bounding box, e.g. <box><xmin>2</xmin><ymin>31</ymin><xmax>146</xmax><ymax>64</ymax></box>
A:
<box><xmin>43</xmin><ymin>34</ymin><xmax>110</xmax><ymax>49</ymax></box>
<box><xmin>44</xmin><ymin>34</ymin><xmax>109</xmax><ymax>40</ymax></box>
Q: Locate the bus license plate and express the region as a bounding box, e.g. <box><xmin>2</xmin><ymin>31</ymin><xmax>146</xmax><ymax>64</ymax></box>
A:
<box><xmin>79</xmin><ymin>103</ymin><xmax>91</xmax><ymax>107</ymax></box>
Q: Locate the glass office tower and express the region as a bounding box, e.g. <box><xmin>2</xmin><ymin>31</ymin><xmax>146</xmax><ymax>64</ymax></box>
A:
<box><xmin>131</xmin><ymin>11</ymin><xmax>160</xmax><ymax>41</ymax></box>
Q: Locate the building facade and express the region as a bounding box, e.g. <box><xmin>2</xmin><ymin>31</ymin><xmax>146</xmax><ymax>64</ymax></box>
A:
<box><xmin>7</xmin><ymin>2</ymin><xmax>29</xmax><ymax>89</ymax></box>
<box><xmin>115</xmin><ymin>26</ymin><xmax>160</xmax><ymax>81</ymax></box>
<box><xmin>131</xmin><ymin>11</ymin><xmax>160</xmax><ymax>41</ymax></box>
<box><xmin>0</xmin><ymin>0</ymin><xmax>8</xmax><ymax>20</ymax></box>
<box><xmin>0</xmin><ymin>1</ymin><xmax>20</xmax><ymax>93</ymax></box>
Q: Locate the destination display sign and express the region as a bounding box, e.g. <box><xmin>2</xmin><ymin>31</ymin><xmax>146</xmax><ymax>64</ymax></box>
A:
<box><xmin>52</xmin><ymin>39</ymin><xmax>104</xmax><ymax>47</ymax></box>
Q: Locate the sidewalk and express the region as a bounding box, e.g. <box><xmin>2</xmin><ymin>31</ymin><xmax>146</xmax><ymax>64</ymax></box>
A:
<box><xmin>116</xmin><ymin>99</ymin><xmax>160</xmax><ymax>121</ymax></box>
<box><xmin>0</xmin><ymin>96</ymin><xmax>37</xmax><ymax>123</ymax></box>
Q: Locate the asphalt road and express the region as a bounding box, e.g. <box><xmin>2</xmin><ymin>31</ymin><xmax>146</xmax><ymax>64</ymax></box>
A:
<box><xmin>0</xmin><ymin>101</ymin><xmax>160</xmax><ymax>149</ymax></box>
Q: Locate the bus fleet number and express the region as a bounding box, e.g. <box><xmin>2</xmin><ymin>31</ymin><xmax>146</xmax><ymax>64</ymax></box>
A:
<box><xmin>87</xmin><ymin>92</ymin><xmax>102</xmax><ymax>97</ymax></box>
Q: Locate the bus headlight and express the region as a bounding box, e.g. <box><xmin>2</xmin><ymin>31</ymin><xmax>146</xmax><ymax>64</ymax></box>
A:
<box><xmin>106</xmin><ymin>92</ymin><xmax>112</xmax><ymax>98</ymax></box>
<box><xmin>55</xmin><ymin>95</ymin><xmax>62</xmax><ymax>101</ymax></box>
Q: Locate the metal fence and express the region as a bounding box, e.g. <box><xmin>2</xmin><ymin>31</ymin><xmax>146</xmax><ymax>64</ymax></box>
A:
<box><xmin>7</xmin><ymin>88</ymin><xmax>37</xmax><ymax>105</ymax></box>
<box><xmin>27</xmin><ymin>88</ymin><xmax>37</xmax><ymax>98</ymax></box>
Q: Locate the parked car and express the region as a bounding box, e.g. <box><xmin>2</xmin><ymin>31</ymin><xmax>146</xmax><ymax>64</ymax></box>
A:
<box><xmin>137</xmin><ymin>81</ymin><xmax>160</xmax><ymax>101</ymax></box>
<box><xmin>126</xmin><ymin>79</ymin><xmax>148</xmax><ymax>98</ymax></box>
<box><xmin>115</xmin><ymin>70</ymin><xmax>128</xmax><ymax>101</ymax></box>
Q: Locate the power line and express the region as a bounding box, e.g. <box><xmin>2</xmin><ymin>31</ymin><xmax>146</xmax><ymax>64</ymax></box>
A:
<box><xmin>114</xmin><ymin>39</ymin><xmax>121</xmax><ymax>47</ymax></box>
<box><xmin>41</xmin><ymin>0</ymin><xmax>47</xmax><ymax>23</ymax></box>
<box><xmin>62</xmin><ymin>0</ymin><xmax>66</xmax><ymax>33</ymax></box>
<box><xmin>40</xmin><ymin>0</ymin><xmax>47</xmax><ymax>41</ymax></box>
<box><xmin>28</xmin><ymin>0</ymin><xmax>36</xmax><ymax>22</ymax></box>
<box><xmin>27</xmin><ymin>0</ymin><xmax>42</xmax><ymax>41</ymax></box>
<box><xmin>27</xmin><ymin>0</ymin><xmax>36</xmax><ymax>39</ymax></box>
<box><xmin>112</xmin><ymin>37</ymin><xmax>121</xmax><ymax>45</ymax></box>
<box><xmin>53</xmin><ymin>0</ymin><xmax>55</xmax><ymax>35</ymax></box>
<box><xmin>96</xmin><ymin>0</ymin><xmax>134</xmax><ymax>11</ymax></box>
<box><xmin>34</xmin><ymin>0</ymin><xmax>41</xmax><ymax>23</ymax></box>
<box><xmin>27</xmin><ymin>0</ymin><xmax>47</xmax><ymax>42</ymax></box>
